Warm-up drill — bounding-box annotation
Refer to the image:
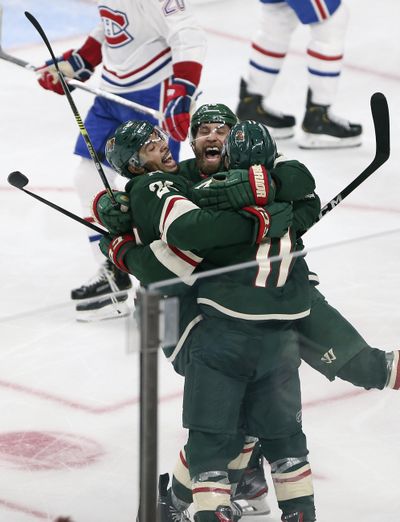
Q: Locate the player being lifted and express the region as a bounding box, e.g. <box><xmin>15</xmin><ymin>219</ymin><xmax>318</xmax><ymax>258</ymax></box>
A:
<box><xmin>93</xmin><ymin>106</ymin><xmax>399</xmax><ymax>521</ymax></box>
<box><xmin>36</xmin><ymin>0</ymin><xmax>207</xmax><ymax>321</ymax></box>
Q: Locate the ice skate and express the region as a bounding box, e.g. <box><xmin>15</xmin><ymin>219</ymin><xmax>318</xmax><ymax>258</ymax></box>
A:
<box><xmin>193</xmin><ymin>502</ymin><xmax>242</xmax><ymax>522</ymax></box>
<box><xmin>236</xmin><ymin>78</ymin><xmax>296</xmax><ymax>139</ymax></box>
<box><xmin>72</xmin><ymin>259</ymin><xmax>132</xmax><ymax>322</ymax></box>
<box><xmin>233</xmin><ymin>457</ymin><xmax>270</xmax><ymax>516</ymax></box>
<box><xmin>158</xmin><ymin>473</ymin><xmax>191</xmax><ymax>522</ymax></box>
<box><xmin>281</xmin><ymin>511</ymin><xmax>316</xmax><ymax>522</ymax></box>
<box><xmin>298</xmin><ymin>89</ymin><xmax>362</xmax><ymax>149</ymax></box>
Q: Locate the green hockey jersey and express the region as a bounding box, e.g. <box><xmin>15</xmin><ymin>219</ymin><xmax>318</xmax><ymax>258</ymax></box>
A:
<box><xmin>124</xmin><ymin>165</ymin><xmax>317</xmax><ymax>320</ymax></box>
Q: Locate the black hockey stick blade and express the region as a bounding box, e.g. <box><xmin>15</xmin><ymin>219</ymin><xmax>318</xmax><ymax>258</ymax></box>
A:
<box><xmin>8</xmin><ymin>171</ymin><xmax>29</xmax><ymax>189</ymax></box>
<box><xmin>318</xmin><ymin>92</ymin><xmax>390</xmax><ymax>220</ymax></box>
<box><xmin>8</xmin><ymin>171</ymin><xmax>109</xmax><ymax>237</ymax></box>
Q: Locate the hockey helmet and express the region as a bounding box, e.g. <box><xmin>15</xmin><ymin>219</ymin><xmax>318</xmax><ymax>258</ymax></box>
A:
<box><xmin>190</xmin><ymin>103</ymin><xmax>238</xmax><ymax>142</ymax></box>
<box><xmin>223</xmin><ymin>120</ymin><xmax>277</xmax><ymax>170</ymax></box>
<box><xmin>105</xmin><ymin>120</ymin><xmax>165</xmax><ymax>178</ymax></box>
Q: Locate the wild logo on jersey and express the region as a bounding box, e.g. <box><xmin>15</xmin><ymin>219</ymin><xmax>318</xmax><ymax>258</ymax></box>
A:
<box><xmin>98</xmin><ymin>6</ymin><xmax>133</xmax><ymax>47</ymax></box>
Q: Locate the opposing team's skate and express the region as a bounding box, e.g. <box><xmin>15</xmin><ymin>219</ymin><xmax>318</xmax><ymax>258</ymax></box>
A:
<box><xmin>158</xmin><ymin>473</ymin><xmax>191</xmax><ymax>522</ymax></box>
<box><xmin>298</xmin><ymin>89</ymin><xmax>362</xmax><ymax>149</ymax></box>
<box><xmin>71</xmin><ymin>259</ymin><xmax>132</xmax><ymax>322</ymax></box>
<box><xmin>236</xmin><ymin>78</ymin><xmax>296</xmax><ymax>139</ymax></box>
<box><xmin>233</xmin><ymin>457</ymin><xmax>270</xmax><ymax>516</ymax></box>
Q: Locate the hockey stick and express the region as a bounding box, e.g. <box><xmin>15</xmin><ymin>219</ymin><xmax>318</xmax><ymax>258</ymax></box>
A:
<box><xmin>0</xmin><ymin>7</ymin><xmax>161</xmax><ymax>119</ymax></box>
<box><xmin>8</xmin><ymin>170</ymin><xmax>131</xmax><ymax>315</ymax></box>
<box><xmin>8</xmin><ymin>171</ymin><xmax>128</xmax><ymax>314</ymax></box>
<box><xmin>7</xmin><ymin>171</ymin><xmax>109</xmax><ymax>238</ymax></box>
<box><xmin>25</xmin><ymin>11</ymin><xmax>120</xmax><ymax>206</ymax></box>
<box><xmin>316</xmin><ymin>92</ymin><xmax>390</xmax><ymax>223</ymax></box>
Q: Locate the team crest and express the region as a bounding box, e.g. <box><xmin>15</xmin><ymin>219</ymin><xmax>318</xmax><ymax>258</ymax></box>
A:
<box><xmin>234</xmin><ymin>129</ymin><xmax>245</xmax><ymax>142</ymax></box>
<box><xmin>105</xmin><ymin>137</ymin><xmax>116</xmax><ymax>153</ymax></box>
<box><xmin>99</xmin><ymin>7</ymin><xmax>133</xmax><ymax>47</ymax></box>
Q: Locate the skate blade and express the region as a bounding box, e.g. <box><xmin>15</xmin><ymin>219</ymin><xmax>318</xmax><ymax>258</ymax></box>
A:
<box><xmin>234</xmin><ymin>496</ymin><xmax>271</xmax><ymax>517</ymax></box>
<box><xmin>75</xmin><ymin>300</ymin><xmax>131</xmax><ymax>322</ymax></box>
<box><xmin>297</xmin><ymin>130</ymin><xmax>362</xmax><ymax>149</ymax></box>
<box><xmin>268</xmin><ymin>127</ymin><xmax>295</xmax><ymax>140</ymax></box>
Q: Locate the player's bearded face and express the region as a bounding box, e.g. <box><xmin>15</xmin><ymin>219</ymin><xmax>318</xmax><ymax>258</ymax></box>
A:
<box><xmin>138</xmin><ymin>131</ymin><xmax>178</xmax><ymax>173</ymax></box>
<box><xmin>193</xmin><ymin>123</ymin><xmax>231</xmax><ymax>176</ymax></box>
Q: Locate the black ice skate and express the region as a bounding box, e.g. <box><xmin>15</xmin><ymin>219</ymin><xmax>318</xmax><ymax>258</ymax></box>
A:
<box><xmin>72</xmin><ymin>259</ymin><xmax>132</xmax><ymax>322</ymax></box>
<box><xmin>236</xmin><ymin>78</ymin><xmax>296</xmax><ymax>139</ymax></box>
<box><xmin>158</xmin><ymin>473</ymin><xmax>191</xmax><ymax>522</ymax></box>
<box><xmin>298</xmin><ymin>88</ymin><xmax>362</xmax><ymax>149</ymax></box>
<box><xmin>281</xmin><ymin>511</ymin><xmax>316</xmax><ymax>522</ymax></box>
<box><xmin>233</xmin><ymin>456</ymin><xmax>270</xmax><ymax>516</ymax></box>
<box><xmin>194</xmin><ymin>503</ymin><xmax>242</xmax><ymax>522</ymax></box>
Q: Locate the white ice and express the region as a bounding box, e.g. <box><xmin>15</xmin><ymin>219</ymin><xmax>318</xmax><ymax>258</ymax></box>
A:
<box><xmin>1</xmin><ymin>0</ymin><xmax>400</xmax><ymax>520</ymax></box>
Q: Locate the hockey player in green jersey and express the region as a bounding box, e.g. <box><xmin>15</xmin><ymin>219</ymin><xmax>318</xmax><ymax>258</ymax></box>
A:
<box><xmin>94</xmin><ymin>107</ymin><xmax>400</xmax><ymax>521</ymax></box>
<box><xmin>96</xmin><ymin>119</ymin><xmax>319</xmax><ymax>521</ymax></box>
<box><xmin>96</xmin><ymin>104</ymin><xmax>400</xmax><ymax>395</ymax></box>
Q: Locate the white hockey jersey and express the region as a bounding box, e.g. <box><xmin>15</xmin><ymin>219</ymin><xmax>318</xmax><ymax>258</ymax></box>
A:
<box><xmin>90</xmin><ymin>0</ymin><xmax>207</xmax><ymax>94</ymax></box>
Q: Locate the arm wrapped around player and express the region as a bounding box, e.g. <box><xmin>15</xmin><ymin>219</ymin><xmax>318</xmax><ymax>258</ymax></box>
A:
<box><xmin>37</xmin><ymin>35</ymin><xmax>102</xmax><ymax>95</ymax></box>
<box><xmin>271</xmin><ymin>158</ymin><xmax>316</xmax><ymax>201</ymax></box>
<box><xmin>92</xmin><ymin>190</ymin><xmax>132</xmax><ymax>235</ymax></box>
<box><xmin>195</xmin><ymin>165</ymin><xmax>276</xmax><ymax>210</ymax></box>
<box><xmin>99</xmin><ymin>234</ymin><xmax>136</xmax><ymax>273</ymax></box>
<box><xmin>292</xmin><ymin>193</ymin><xmax>321</xmax><ymax>234</ymax></box>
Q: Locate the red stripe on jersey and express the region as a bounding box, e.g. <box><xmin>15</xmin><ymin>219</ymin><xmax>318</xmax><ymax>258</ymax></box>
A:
<box><xmin>252</xmin><ymin>43</ymin><xmax>286</xmax><ymax>59</ymax></box>
<box><xmin>242</xmin><ymin>446</ymin><xmax>254</xmax><ymax>454</ymax></box>
<box><xmin>273</xmin><ymin>468</ymin><xmax>312</xmax><ymax>484</ymax></box>
<box><xmin>192</xmin><ymin>486</ymin><xmax>231</xmax><ymax>495</ymax></box>
<box><xmin>169</xmin><ymin>245</ymin><xmax>199</xmax><ymax>267</ymax></box>
<box><xmin>162</xmin><ymin>196</ymin><xmax>188</xmax><ymax>231</ymax></box>
<box><xmin>314</xmin><ymin>0</ymin><xmax>328</xmax><ymax>19</ymax></box>
<box><xmin>104</xmin><ymin>47</ymin><xmax>171</xmax><ymax>79</ymax></box>
<box><xmin>179</xmin><ymin>450</ymin><xmax>188</xmax><ymax>468</ymax></box>
<box><xmin>307</xmin><ymin>49</ymin><xmax>343</xmax><ymax>61</ymax></box>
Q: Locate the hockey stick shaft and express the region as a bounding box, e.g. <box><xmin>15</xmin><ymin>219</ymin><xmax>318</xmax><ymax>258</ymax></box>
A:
<box><xmin>25</xmin><ymin>11</ymin><xmax>119</xmax><ymax>205</ymax></box>
<box><xmin>0</xmin><ymin>50</ymin><xmax>162</xmax><ymax>118</ymax></box>
<box><xmin>8</xmin><ymin>171</ymin><xmax>108</xmax><ymax>237</ymax></box>
<box><xmin>0</xmin><ymin>6</ymin><xmax>161</xmax><ymax>118</ymax></box>
<box><xmin>316</xmin><ymin>92</ymin><xmax>390</xmax><ymax>223</ymax></box>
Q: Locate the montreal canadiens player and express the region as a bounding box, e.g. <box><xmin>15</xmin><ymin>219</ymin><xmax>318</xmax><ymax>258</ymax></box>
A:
<box><xmin>37</xmin><ymin>0</ymin><xmax>207</xmax><ymax>321</ymax></box>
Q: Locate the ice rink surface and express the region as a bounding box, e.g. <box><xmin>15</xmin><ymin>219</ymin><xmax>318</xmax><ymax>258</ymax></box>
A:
<box><xmin>1</xmin><ymin>0</ymin><xmax>400</xmax><ymax>520</ymax></box>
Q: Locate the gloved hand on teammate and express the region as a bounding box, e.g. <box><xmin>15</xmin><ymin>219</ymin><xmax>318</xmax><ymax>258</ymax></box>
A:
<box><xmin>99</xmin><ymin>234</ymin><xmax>136</xmax><ymax>273</ymax></box>
<box><xmin>92</xmin><ymin>190</ymin><xmax>132</xmax><ymax>235</ymax></box>
<box><xmin>195</xmin><ymin>165</ymin><xmax>276</xmax><ymax>210</ymax></box>
<box><xmin>240</xmin><ymin>201</ymin><xmax>293</xmax><ymax>243</ymax></box>
<box><xmin>37</xmin><ymin>36</ymin><xmax>102</xmax><ymax>95</ymax></box>
<box><xmin>264</xmin><ymin>201</ymin><xmax>293</xmax><ymax>238</ymax></box>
